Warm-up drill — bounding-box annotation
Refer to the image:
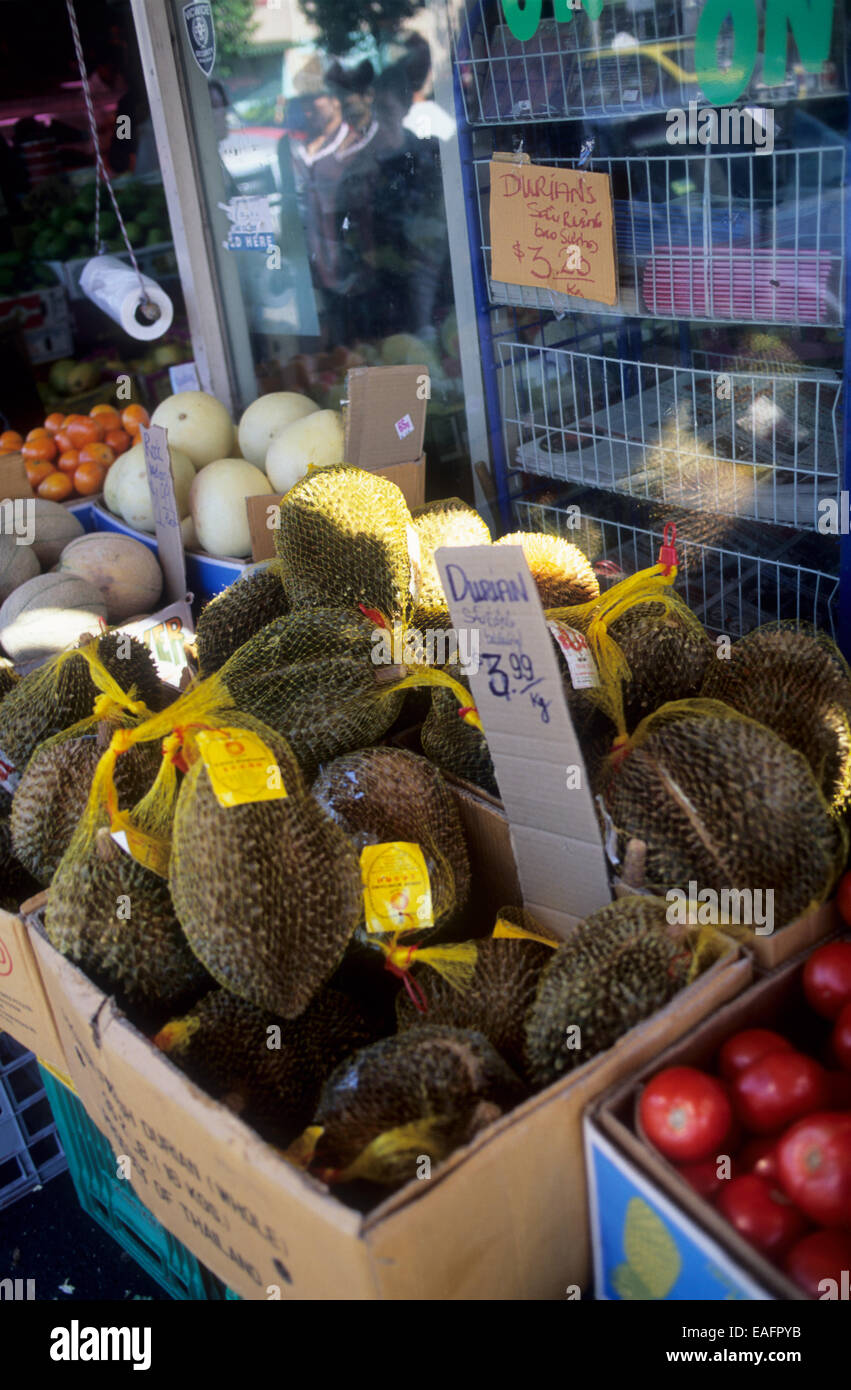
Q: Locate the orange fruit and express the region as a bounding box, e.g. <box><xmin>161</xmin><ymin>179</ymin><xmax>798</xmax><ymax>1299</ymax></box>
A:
<box><xmin>79</xmin><ymin>442</ymin><xmax>115</xmax><ymax>468</ymax></box>
<box><xmin>26</xmin><ymin>461</ymin><xmax>54</xmax><ymax>487</ymax></box>
<box><xmin>66</xmin><ymin>416</ymin><xmax>103</xmax><ymax>449</ymax></box>
<box><xmin>57</xmin><ymin>449</ymin><xmax>81</xmax><ymax>475</ymax></box>
<box><xmin>44</xmin><ymin>412</ymin><xmax>66</xmax><ymax>435</ymax></box>
<box><xmin>104</xmin><ymin>427</ymin><xmax>132</xmax><ymax>455</ymax></box>
<box><xmin>22</xmin><ymin>437</ymin><xmax>58</xmax><ymax>463</ymax></box>
<box><xmin>0</xmin><ymin>430</ymin><xmax>23</xmax><ymax>450</ymax></box>
<box><xmin>37</xmin><ymin>470</ymin><xmax>73</xmax><ymax>502</ymax></box>
<box><xmin>26</xmin><ymin>426</ymin><xmax>50</xmax><ymax>443</ymax></box>
<box><xmin>89</xmin><ymin>405</ymin><xmax>121</xmax><ymax>432</ymax></box>
<box><xmin>73</xmin><ymin>461</ymin><xmax>106</xmax><ymax>496</ymax></box>
<box><xmin>121</xmin><ymin>404</ymin><xmax>150</xmax><ymax>435</ymax></box>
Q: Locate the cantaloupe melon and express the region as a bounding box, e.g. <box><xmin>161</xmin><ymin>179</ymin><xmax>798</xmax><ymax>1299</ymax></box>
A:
<box><xmin>0</xmin><ymin>573</ymin><xmax>107</xmax><ymax>663</ymax></box>
<box><xmin>0</xmin><ymin>534</ymin><xmax>40</xmax><ymax>604</ymax></box>
<box><xmin>237</xmin><ymin>392</ymin><xmax>319</xmax><ymax>469</ymax></box>
<box><xmin>115</xmin><ymin>444</ymin><xmax>195</xmax><ymax>533</ymax></box>
<box><xmin>151</xmin><ymin>391</ymin><xmax>235</xmax><ymax>469</ymax></box>
<box><xmin>189</xmin><ymin>458</ymin><xmax>274</xmax><ymax>558</ymax></box>
<box><xmin>264</xmin><ymin>410</ymin><xmax>345</xmax><ymax>493</ymax></box>
<box><xmin>58</xmin><ymin>534</ymin><xmax>163</xmax><ymax>622</ymax></box>
<box><xmin>29</xmin><ymin>500</ymin><xmax>85</xmax><ymax>567</ymax></box>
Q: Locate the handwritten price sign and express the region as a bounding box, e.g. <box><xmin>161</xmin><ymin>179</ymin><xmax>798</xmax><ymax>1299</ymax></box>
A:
<box><xmin>489</xmin><ymin>159</ymin><xmax>617</xmax><ymax>305</ymax></box>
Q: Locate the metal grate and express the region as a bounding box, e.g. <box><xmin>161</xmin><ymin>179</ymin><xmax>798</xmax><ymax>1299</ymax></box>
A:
<box><xmin>512</xmin><ymin>498</ymin><xmax>841</xmax><ymax>639</ymax></box>
<box><xmin>476</xmin><ymin>146</ymin><xmax>846</xmax><ymax>325</ymax></box>
<box><xmin>453</xmin><ymin>0</ymin><xmax>847</xmax><ymax>125</ymax></box>
<box><xmin>499</xmin><ymin>339</ymin><xmax>842</xmax><ymax>529</ymax></box>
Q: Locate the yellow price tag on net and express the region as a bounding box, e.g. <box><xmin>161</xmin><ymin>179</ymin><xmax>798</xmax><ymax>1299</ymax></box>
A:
<box><xmin>360</xmin><ymin>842</ymin><xmax>434</xmax><ymax>935</ymax></box>
<box><xmin>195</xmin><ymin>727</ymin><xmax>287</xmax><ymax>809</ymax></box>
<box><xmin>110</xmin><ymin>821</ymin><xmax>171</xmax><ymax>879</ymax></box>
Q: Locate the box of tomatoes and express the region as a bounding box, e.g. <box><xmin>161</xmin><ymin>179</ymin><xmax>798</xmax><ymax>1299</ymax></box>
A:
<box><xmin>585</xmin><ymin>934</ymin><xmax>851</xmax><ymax>1300</ymax></box>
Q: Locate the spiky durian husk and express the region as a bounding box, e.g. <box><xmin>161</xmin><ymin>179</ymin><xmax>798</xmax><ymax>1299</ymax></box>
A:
<box><xmin>420</xmin><ymin>668</ymin><xmax>499</xmax><ymax>798</ymax></box>
<box><xmin>219</xmin><ymin>608</ymin><xmax>404</xmax><ymax>779</ymax></box>
<box><xmin>312</xmin><ymin>747</ymin><xmax>471</xmax><ymax>937</ymax></box>
<box><xmin>524</xmin><ymin>897</ymin><xmax>690</xmax><ymax>1088</ymax></box>
<box><xmin>0</xmin><ymin>661</ymin><xmax>18</xmax><ymax>704</ymax></box>
<box><xmin>411</xmin><ymin>498</ymin><xmax>491</xmax><ymax>628</ymax></box>
<box><xmin>496</xmin><ymin>531</ymin><xmax>599</xmax><ymax>608</ymax></box>
<box><xmin>701</xmin><ymin>622</ymin><xmax>851</xmax><ymax>815</ymax></box>
<box><xmin>274</xmin><ymin>464</ymin><xmax>415</xmax><ymax>624</ymax></box>
<box><xmin>312</xmin><ymin>1025</ymin><xmax>524</xmax><ymax>1183</ymax></box>
<box><xmin>599</xmin><ymin>704</ymin><xmax>845</xmax><ymax>928</ymax></box>
<box><xmin>195</xmin><ymin>565</ymin><xmax>290</xmax><ymax>678</ymax></box>
<box><xmin>155</xmin><ymin>986</ymin><xmax>382</xmax><ymax>1144</ymax></box>
<box><xmin>10</xmin><ymin>733</ymin><xmax>160</xmax><ymax>886</ymax></box>
<box><xmin>395</xmin><ymin>935</ymin><xmax>553</xmax><ymax>1076</ymax></box>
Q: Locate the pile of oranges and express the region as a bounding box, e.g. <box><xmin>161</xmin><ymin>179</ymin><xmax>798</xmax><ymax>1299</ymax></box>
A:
<box><xmin>0</xmin><ymin>403</ymin><xmax>151</xmax><ymax>501</ymax></box>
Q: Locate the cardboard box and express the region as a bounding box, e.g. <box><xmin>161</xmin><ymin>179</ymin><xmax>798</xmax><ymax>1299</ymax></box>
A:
<box><xmin>0</xmin><ymin>453</ymin><xmax>35</xmax><ymax>503</ymax></box>
<box><xmin>20</xmin><ymin>793</ymin><xmax>749</xmax><ymax>1299</ymax></box>
<box><xmin>586</xmin><ymin>938</ymin><xmax>847</xmax><ymax>1301</ymax></box>
<box><xmin>0</xmin><ymin>907</ymin><xmax>69</xmax><ymax>1082</ymax></box>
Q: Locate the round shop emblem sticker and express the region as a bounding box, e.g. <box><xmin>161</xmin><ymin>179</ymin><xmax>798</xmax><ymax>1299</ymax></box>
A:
<box><xmin>0</xmin><ymin>936</ymin><xmax>12</xmax><ymax>976</ymax></box>
<box><xmin>183</xmin><ymin>2</ymin><xmax>216</xmax><ymax>77</ymax></box>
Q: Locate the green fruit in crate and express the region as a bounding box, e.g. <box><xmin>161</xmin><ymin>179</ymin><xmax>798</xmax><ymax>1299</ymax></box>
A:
<box><xmin>64</xmin><ymin>219</ymin><xmax>85</xmax><ymax>240</ymax></box>
<box><xmin>42</xmin><ymin>235</ymin><xmax>68</xmax><ymax>260</ymax></box>
<box><xmin>48</xmin><ymin>359</ymin><xmax>76</xmax><ymax>395</ymax></box>
<box><xmin>151</xmin><ymin>344</ymin><xmax>182</xmax><ymax>368</ymax></box>
<box><xmin>136</xmin><ymin>208</ymin><xmax>157</xmax><ymax>229</ymax></box>
<box><xmin>65</xmin><ymin>361</ymin><xmax>100</xmax><ymax>394</ymax></box>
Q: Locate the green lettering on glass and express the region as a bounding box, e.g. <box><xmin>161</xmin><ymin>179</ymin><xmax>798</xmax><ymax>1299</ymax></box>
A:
<box><xmin>763</xmin><ymin>0</ymin><xmax>834</xmax><ymax>85</ymax></box>
<box><xmin>695</xmin><ymin>0</ymin><xmax>759</xmax><ymax>103</ymax></box>
<box><xmin>502</xmin><ymin>0</ymin><xmax>603</xmax><ymax>41</ymax></box>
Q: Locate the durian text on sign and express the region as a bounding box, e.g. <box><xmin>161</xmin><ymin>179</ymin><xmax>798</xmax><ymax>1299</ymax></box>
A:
<box><xmin>489</xmin><ymin>161</ymin><xmax>617</xmax><ymax>307</ymax></box>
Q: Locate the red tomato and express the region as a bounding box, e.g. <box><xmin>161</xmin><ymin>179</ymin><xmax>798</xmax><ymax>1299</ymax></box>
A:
<box><xmin>777</xmin><ymin>1112</ymin><xmax>851</xmax><ymax>1228</ymax></box>
<box><xmin>716</xmin><ymin>1174</ymin><xmax>809</xmax><ymax>1258</ymax></box>
<box><xmin>677</xmin><ymin>1158</ymin><xmax>730</xmax><ymax>1201</ymax></box>
<box><xmin>738</xmin><ymin>1136</ymin><xmax>780</xmax><ymax>1182</ymax></box>
<box><xmin>640</xmin><ymin>1067</ymin><xmax>733</xmax><ymax>1163</ymax></box>
<box><xmin>733</xmin><ymin>1051</ymin><xmax>830</xmax><ymax>1134</ymax></box>
<box><xmin>831</xmin><ymin>1002</ymin><xmax>851</xmax><ymax>1074</ymax></box>
<box><xmin>718</xmin><ymin>1028</ymin><xmax>794</xmax><ymax>1081</ymax></box>
<box><xmin>836</xmin><ymin>872</ymin><xmax>851</xmax><ymax>928</ymax></box>
<box><xmin>803</xmin><ymin>941</ymin><xmax>851</xmax><ymax>1021</ymax></box>
<box><xmin>784</xmin><ymin>1228</ymin><xmax>851</xmax><ymax>1299</ymax></box>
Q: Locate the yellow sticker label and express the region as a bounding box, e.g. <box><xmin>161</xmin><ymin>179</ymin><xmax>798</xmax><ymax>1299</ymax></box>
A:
<box><xmin>111</xmin><ymin>823</ymin><xmax>171</xmax><ymax>879</ymax></box>
<box><xmin>493</xmin><ymin>917</ymin><xmax>559</xmax><ymax>949</ymax></box>
<box><xmin>360</xmin><ymin>842</ymin><xmax>434</xmax><ymax>935</ymax></box>
<box><xmin>195</xmin><ymin>727</ymin><xmax>287</xmax><ymax>809</ymax></box>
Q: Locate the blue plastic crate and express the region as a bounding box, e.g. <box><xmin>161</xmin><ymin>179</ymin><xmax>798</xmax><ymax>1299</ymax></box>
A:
<box><xmin>0</xmin><ymin>1034</ymin><xmax>66</xmax><ymax>1209</ymax></box>
<box><xmin>38</xmin><ymin>1066</ymin><xmax>226</xmax><ymax>1301</ymax></box>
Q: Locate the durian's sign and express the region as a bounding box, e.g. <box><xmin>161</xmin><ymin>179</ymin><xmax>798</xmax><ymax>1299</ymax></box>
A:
<box><xmin>435</xmin><ymin>545</ymin><xmax>611</xmax><ymax>936</ymax></box>
<box><xmin>498</xmin><ymin>0</ymin><xmax>836</xmax><ymax>104</ymax></box>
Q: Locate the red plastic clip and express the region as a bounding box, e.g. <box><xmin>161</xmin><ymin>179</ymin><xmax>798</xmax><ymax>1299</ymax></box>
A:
<box><xmin>657</xmin><ymin>522</ymin><xmax>678</xmax><ymax>574</ymax></box>
<box><xmin>358</xmin><ymin>604</ymin><xmax>388</xmax><ymax>629</ymax></box>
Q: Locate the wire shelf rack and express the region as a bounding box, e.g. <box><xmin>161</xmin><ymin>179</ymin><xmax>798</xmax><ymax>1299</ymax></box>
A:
<box><xmin>476</xmin><ymin>146</ymin><xmax>846</xmax><ymax>325</ymax></box>
<box><xmin>453</xmin><ymin>0</ymin><xmax>847</xmax><ymax>124</ymax></box>
<box><xmin>500</xmin><ymin>339</ymin><xmax>842</xmax><ymax>529</ymax></box>
<box><xmin>512</xmin><ymin>498</ymin><xmax>841</xmax><ymax>639</ymax></box>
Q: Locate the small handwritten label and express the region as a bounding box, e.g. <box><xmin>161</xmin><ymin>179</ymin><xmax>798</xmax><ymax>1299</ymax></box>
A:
<box><xmin>395</xmin><ymin>413</ymin><xmax>414</xmax><ymax>441</ymax></box>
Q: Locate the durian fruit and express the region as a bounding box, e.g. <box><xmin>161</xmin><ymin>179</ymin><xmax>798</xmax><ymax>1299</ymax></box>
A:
<box><xmin>0</xmin><ymin>632</ymin><xmax>163</xmax><ymax>777</ymax></box>
<box><xmin>274</xmin><ymin>464</ymin><xmax>416</xmax><ymax>624</ymax></box>
<box><xmin>0</xmin><ymin>660</ymin><xmax>17</xmax><ymax>703</ymax></box>
<box><xmin>561</xmin><ymin>593</ymin><xmax>714</xmax><ymax>730</ymax></box>
<box><xmin>311</xmin><ymin>1025</ymin><xmax>525</xmax><ymax>1184</ymax></box>
<box><xmin>45</xmin><ymin>826</ymin><xmax>211</xmax><ymax>1030</ymax></box>
<box><xmin>411</xmin><ymin>498</ymin><xmax>491</xmax><ymax>628</ymax></box>
<box><xmin>700</xmin><ymin>622</ymin><xmax>851</xmax><ymax>815</ymax></box>
<box><xmin>600</xmin><ymin>702</ymin><xmax>846</xmax><ymax>930</ymax></box>
<box><xmin>421</xmin><ymin>667</ymin><xmax>499</xmax><ymax>798</ymax></box>
<box><xmin>496</xmin><ymin>531</ymin><xmax>599</xmax><ymax>608</ymax></box>
<box><xmin>524</xmin><ymin>897</ymin><xmax>692</xmax><ymax>1088</ymax></box>
<box><xmin>395</xmin><ymin>922</ymin><xmax>554</xmax><ymax>1076</ymax></box>
<box><xmin>195</xmin><ymin>564</ymin><xmax>290</xmax><ymax>678</ymax></box>
<box><xmin>219</xmin><ymin>608</ymin><xmax>404</xmax><ymax>779</ymax></box>
<box><xmin>10</xmin><ymin>730</ymin><xmax>160</xmax><ymax>886</ymax></box>
<box><xmin>154</xmin><ymin>986</ymin><xmax>382</xmax><ymax>1144</ymax></box>
<box><xmin>312</xmin><ymin>747</ymin><xmax>471</xmax><ymax>935</ymax></box>
<box><xmin>169</xmin><ymin>714</ymin><xmax>364</xmax><ymax>1018</ymax></box>
<box><xmin>619</xmin><ymin>400</ymin><xmax>773</xmax><ymax>511</ymax></box>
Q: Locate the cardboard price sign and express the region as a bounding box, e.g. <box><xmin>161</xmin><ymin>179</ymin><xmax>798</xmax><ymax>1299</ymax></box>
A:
<box><xmin>489</xmin><ymin>158</ymin><xmax>617</xmax><ymax>306</ymax></box>
<box><xmin>434</xmin><ymin>545</ymin><xmax>611</xmax><ymax>936</ymax></box>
